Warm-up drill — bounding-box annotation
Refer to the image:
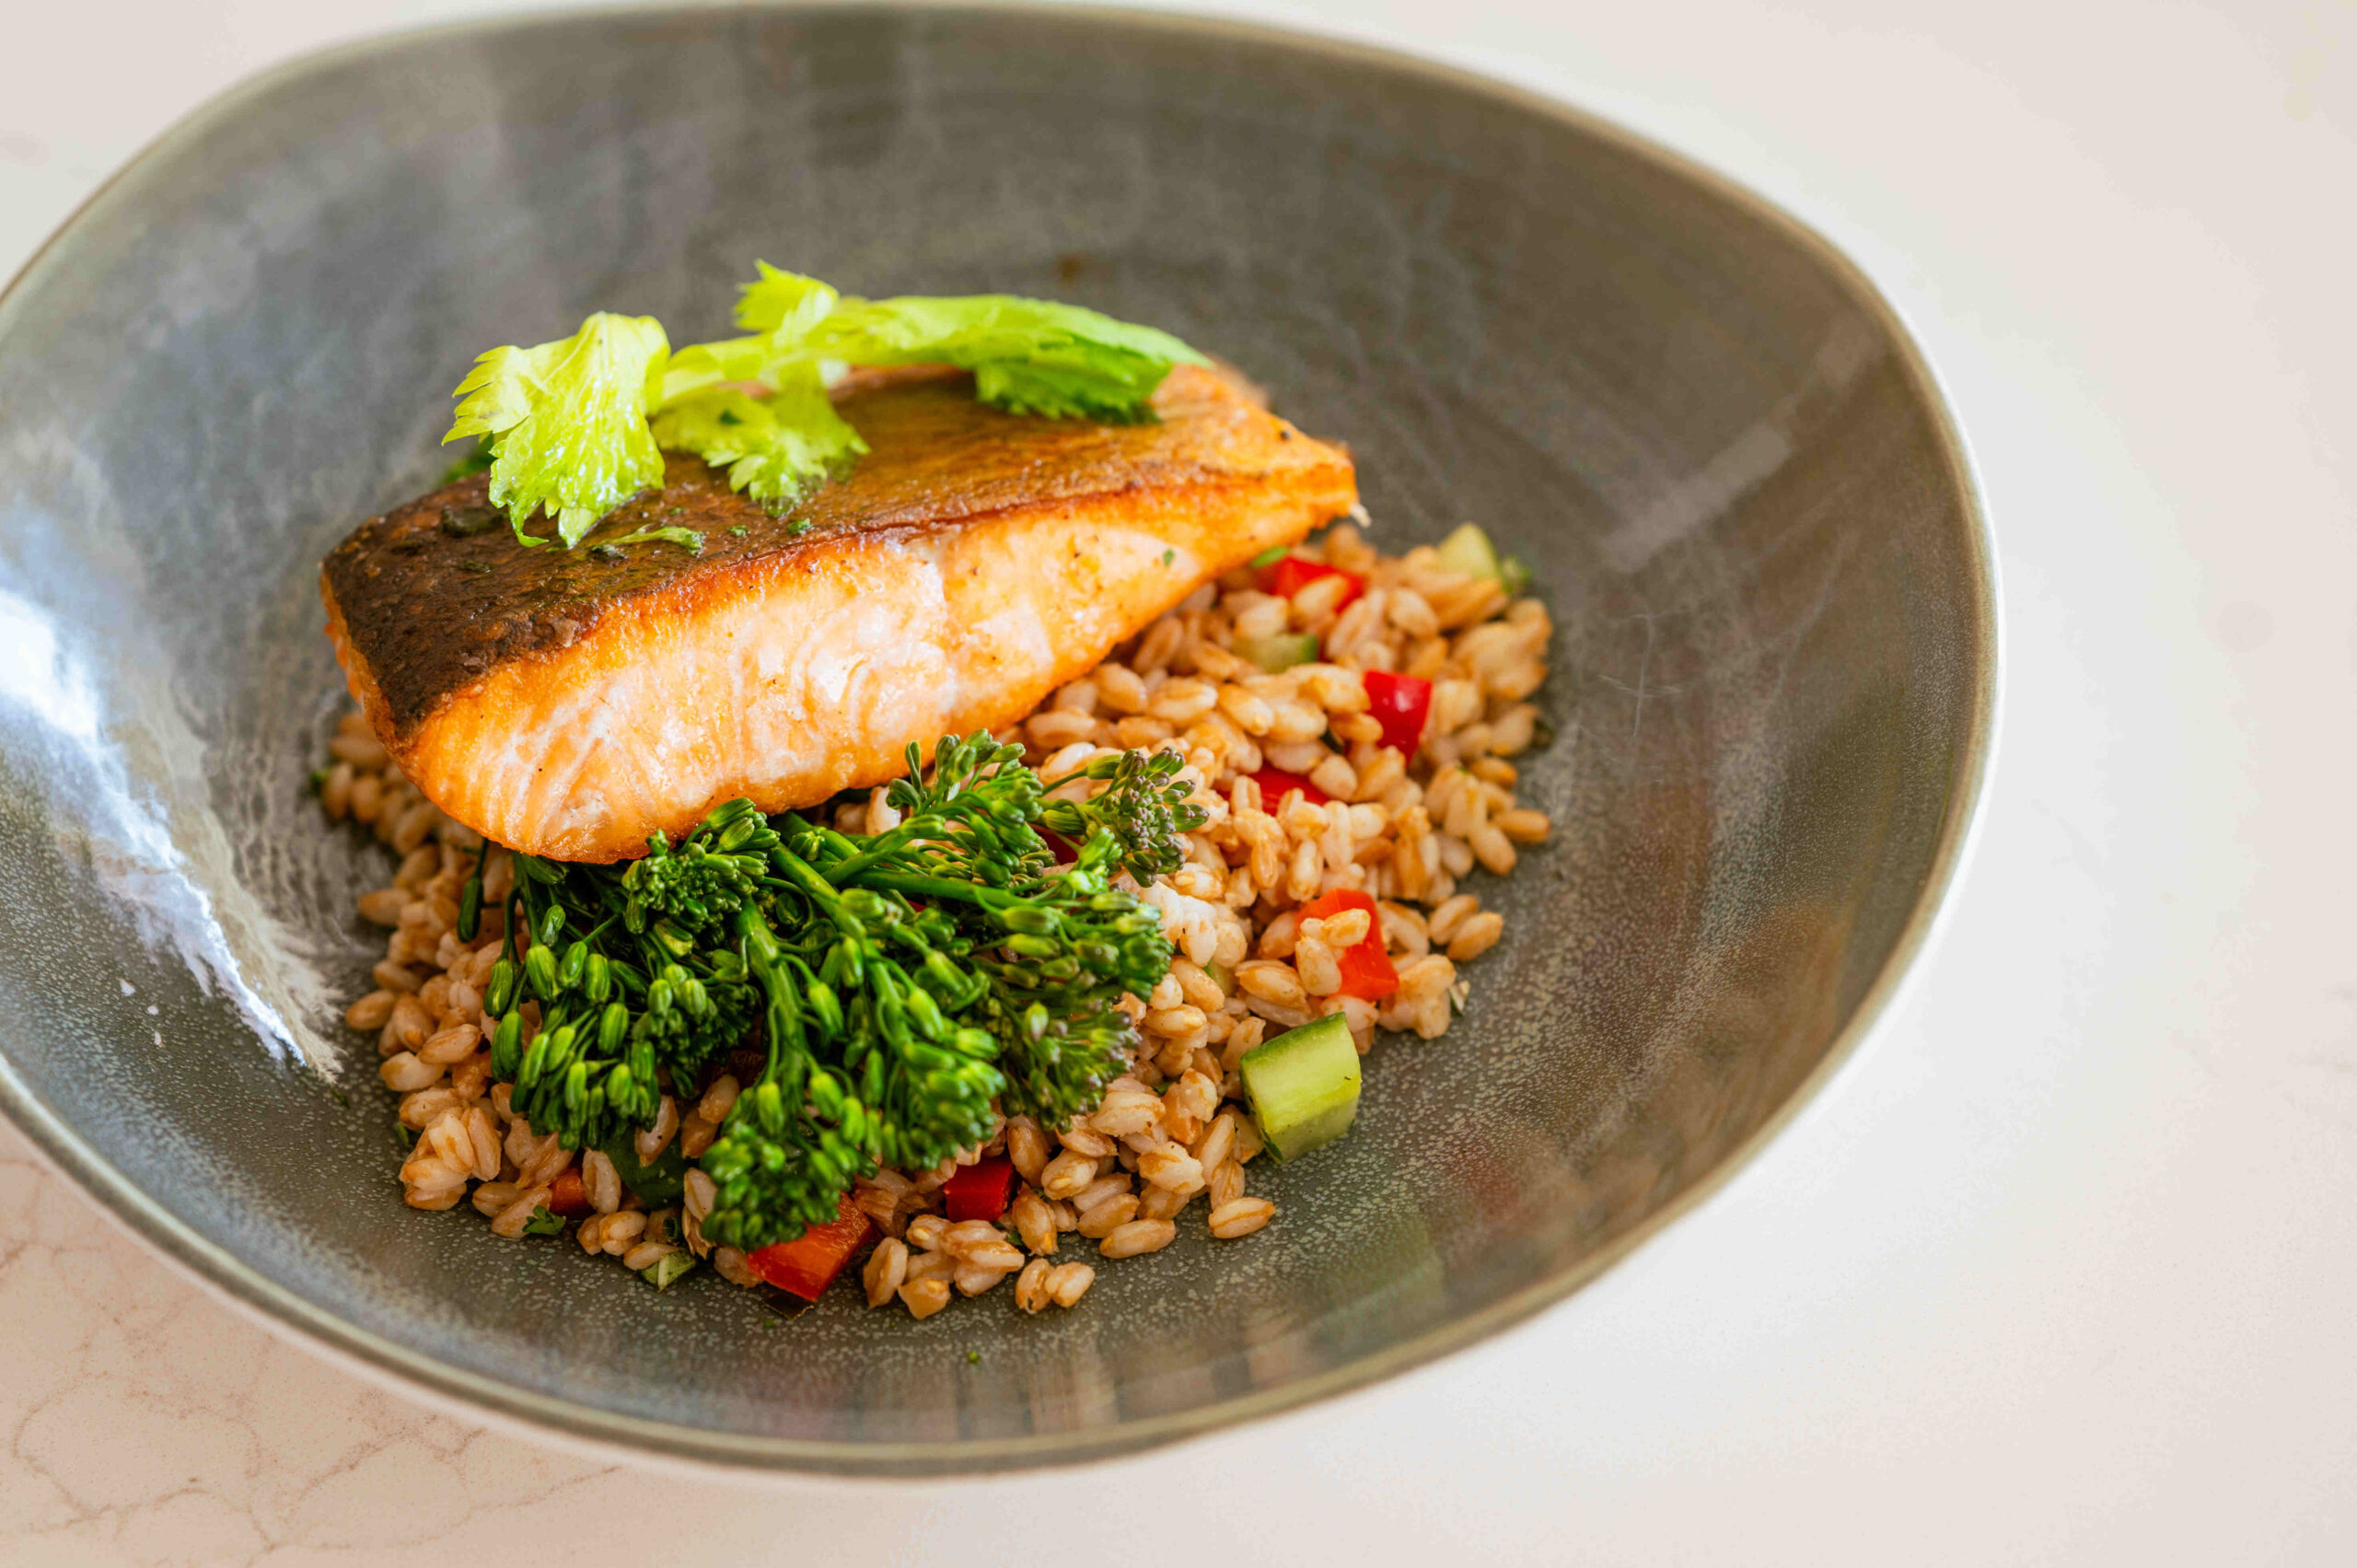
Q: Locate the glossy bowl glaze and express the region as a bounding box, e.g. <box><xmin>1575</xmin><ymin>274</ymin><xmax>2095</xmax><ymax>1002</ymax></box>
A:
<box><xmin>0</xmin><ymin>4</ymin><xmax>1991</xmax><ymax>1472</ymax></box>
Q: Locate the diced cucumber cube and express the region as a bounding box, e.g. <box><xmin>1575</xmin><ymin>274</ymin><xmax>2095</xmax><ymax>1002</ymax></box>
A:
<box><xmin>641</xmin><ymin>1251</ymin><xmax>697</xmax><ymax>1290</ymax></box>
<box><xmin>1435</xmin><ymin>523</ymin><xmax>1503</xmax><ymax>582</ymax></box>
<box><xmin>1240</xmin><ymin>1013</ymin><xmax>1362</xmax><ymax>1160</ymax></box>
<box><xmin>1235</xmin><ymin>632</ymin><xmax>1321</xmax><ymax>673</ymax></box>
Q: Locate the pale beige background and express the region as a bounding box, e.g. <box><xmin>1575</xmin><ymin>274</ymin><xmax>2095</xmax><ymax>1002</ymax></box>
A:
<box><xmin>1</xmin><ymin>1</ymin><xmax>2352</xmax><ymax>1563</ymax></box>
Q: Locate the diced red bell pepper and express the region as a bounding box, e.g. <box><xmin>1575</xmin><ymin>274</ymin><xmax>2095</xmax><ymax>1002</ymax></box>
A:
<box><xmin>942</xmin><ymin>1155</ymin><xmax>1016</xmax><ymax>1223</ymax></box>
<box><xmin>1259</xmin><ymin>554</ymin><xmax>1366</xmax><ymax>610</ymax></box>
<box><xmin>746</xmin><ymin>1192</ymin><xmax>875</xmax><ymax>1302</ymax></box>
<box><xmin>545</xmin><ymin>1167</ymin><xmax>590</xmax><ymax>1216</ymax></box>
<box><xmin>1362</xmin><ymin>670</ymin><xmax>1434</xmax><ymax>755</ymax></box>
<box><xmin>1298</xmin><ymin>887</ymin><xmax>1400</xmax><ymax>1002</ymax></box>
<box><xmin>1250</xmin><ymin>766</ymin><xmax>1331</xmax><ymax>808</ymax></box>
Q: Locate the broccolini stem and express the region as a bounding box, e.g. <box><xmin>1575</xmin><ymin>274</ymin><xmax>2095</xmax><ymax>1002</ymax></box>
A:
<box><xmin>854</xmin><ymin>871</ymin><xmax>1016</xmax><ymax>910</ymax></box>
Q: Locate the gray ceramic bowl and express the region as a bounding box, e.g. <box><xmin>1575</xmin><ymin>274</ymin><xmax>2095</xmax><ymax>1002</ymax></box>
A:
<box><xmin>0</xmin><ymin>4</ymin><xmax>1991</xmax><ymax>1472</ymax></box>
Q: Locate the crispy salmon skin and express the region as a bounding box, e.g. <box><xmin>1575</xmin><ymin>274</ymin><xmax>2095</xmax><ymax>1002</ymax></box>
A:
<box><xmin>322</xmin><ymin>364</ymin><xmax>1357</xmax><ymax>862</ymax></box>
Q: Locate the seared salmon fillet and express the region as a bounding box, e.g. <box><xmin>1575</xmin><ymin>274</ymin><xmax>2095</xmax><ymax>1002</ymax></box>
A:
<box><xmin>322</xmin><ymin>364</ymin><xmax>1357</xmax><ymax>862</ymax></box>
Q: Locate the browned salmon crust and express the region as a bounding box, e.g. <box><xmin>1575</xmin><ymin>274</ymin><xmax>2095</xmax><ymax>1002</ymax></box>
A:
<box><xmin>323</xmin><ymin>365</ymin><xmax>1357</xmax><ymax>862</ymax></box>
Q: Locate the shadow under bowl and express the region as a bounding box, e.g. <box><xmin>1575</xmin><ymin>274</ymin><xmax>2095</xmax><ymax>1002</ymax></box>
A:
<box><xmin>0</xmin><ymin>4</ymin><xmax>1991</xmax><ymax>1473</ymax></box>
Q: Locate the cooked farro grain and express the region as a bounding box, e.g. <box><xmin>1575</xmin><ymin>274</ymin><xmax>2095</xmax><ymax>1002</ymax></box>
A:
<box><xmin>378</xmin><ymin>1051</ymin><xmax>437</xmax><ymax>1094</ymax></box>
<box><xmin>1099</xmin><ymin>1218</ymin><xmax>1178</xmax><ymax>1259</ymax></box>
<box><xmin>677</xmin><ymin>1112</ymin><xmax>720</xmax><ymax>1160</ymax></box>
<box><xmin>489</xmin><ymin>1184</ymin><xmax>550</xmax><ymax>1237</ymax></box>
<box><xmin>864</xmin><ymin>1237</ymin><xmax>910</xmax><ymax>1307</ymax></box>
<box><xmin>1446</xmin><ymin>911</ymin><xmax>1506</xmax><ymax>962</ymax></box>
<box><xmin>851</xmin><ymin>1183</ymin><xmax>899</xmax><ymax>1234</ymax></box>
<box><xmin>621</xmin><ymin>1240</ymin><xmax>675</xmax><ymax>1272</ymax></box>
<box><xmin>1055</xmin><ymin>1124</ymin><xmax>1114</xmax><ymax>1158</ymax></box>
<box><xmin>633</xmin><ymin>1095</ymin><xmax>680</xmax><ymax>1163</ymax></box>
<box><xmin>583</xmin><ymin>1149</ymin><xmax>622</xmax><ymax>1214</ymax></box>
<box><xmin>576</xmin><ymin>1212</ymin><xmax>612</xmax><ymax>1254</ymax></box>
<box><xmin>1208</xmin><ymin>1197</ymin><xmax>1276</xmax><ymax>1238</ymax></box>
<box><xmin>1038</xmin><ymin>1149</ymin><xmax>1097</xmax><ymax>1200</ymax></box>
<box><xmin>1075</xmin><ymin>1194</ymin><xmax>1139</xmax><ymax>1238</ymax></box>
<box><xmin>1010</xmin><ymin>1189</ymin><xmax>1058</xmax><ymax>1256</ymax></box>
<box><xmin>344</xmin><ymin>989</ymin><xmax>397</xmax><ymax>1031</ymax></box>
<box><xmin>1043</xmin><ymin>1262</ymin><xmax>1094</xmax><ymax>1307</ymax></box>
<box><xmin>1006</xmin><ymin>1117</ymin><xmax>1051</xmax><ymax>1184</ymax></box>
<box><xmin>902</xmin><ymin>1248</ymin><xmax>957</xmax><ymax>1285</ymax></box>
<box><xmin>323</xmin><ymin>519</ymin><xmax>1550</xmax><ymax>1321</ymax></box>
<box><xmin>1136</xmin><ymin>1183</ymin><xmax>1188</xmax><ymax>1222</ymax></box>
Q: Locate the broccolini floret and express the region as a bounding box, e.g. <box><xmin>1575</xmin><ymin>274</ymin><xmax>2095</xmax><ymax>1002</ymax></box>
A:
<box><xmin>472</xmin><ymin>734</ymin><xmax>1208</xmax><ymax>1255</ymax></box>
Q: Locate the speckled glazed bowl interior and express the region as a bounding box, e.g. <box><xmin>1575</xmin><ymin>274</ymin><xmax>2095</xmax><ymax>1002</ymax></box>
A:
<box><xmin>0</xmin><ymin>5</ymin><xmax>1990</xmax><ymax>1472</ymax></box>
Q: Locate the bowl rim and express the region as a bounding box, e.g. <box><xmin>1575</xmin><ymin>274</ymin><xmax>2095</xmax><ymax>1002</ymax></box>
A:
<box><xmin>0</xmin><ymin>0</ymin><xmax>1999</xmax><ymax>1477</ymax></box>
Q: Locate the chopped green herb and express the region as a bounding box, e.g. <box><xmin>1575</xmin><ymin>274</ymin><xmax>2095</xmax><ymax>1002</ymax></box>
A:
<box><xmin>521</xmin><ymin>1207</ymin><xmax>566</xmax><ymax>1237</ymax></box>
<box><xmin>1248</xmin><ymin>543</ymin><xmax>1288</xmax><ymax>569</ymax></box>
<box><xmin>728</xmin><ymin>524</ymin><xmax>749</xmax><ymax>538</ymax></box>
<box><xmin>967</xmin><ymin>1349</ymin><xmax>981</xmax><ymax>1365</ymax></box>
<box><xmin>393</xmin><ymin>1123</ymin><xmax>417</xmax><ymax>1149</ymax></box>
<box><xmin>603</xmin><ymin>526</ymin><xmax>703</xmax><ymax>555</ymax></box>
<box><xmin>454</xmin><ymin>560</ymin><xmax>494</xmax><ymax>575</ymax></box>
<box><xmin>1160</xmin><ymin>547</ymin><xmax>1175</xmax><ymax>567</ymax></box>
<box><xmin>306</xmin><ymin>766</ymin><xmax>329</xmax><ymax>794</ymax></box>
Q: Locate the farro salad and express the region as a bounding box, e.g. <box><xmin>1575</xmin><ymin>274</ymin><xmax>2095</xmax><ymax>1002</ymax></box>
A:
<box><xmin>316</xmin><ymin>264</ymin><xmax>1551</xmax><ymax>1319</ymax></box>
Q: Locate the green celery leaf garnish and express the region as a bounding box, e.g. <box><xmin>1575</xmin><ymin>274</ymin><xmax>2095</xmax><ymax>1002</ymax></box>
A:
<box><xmin>657</xmin><ymin>265</ymin><xmax>842</xmax><ymax>405</ymax></box>
<box><xmin>648</xmin><ymin>367</ymin><xmax>867</xmax><ymax>510</ymax></box>
<box><xmin>735</xmin><ymin>261</ymin><xmax>843</xmax><ymax>338</ymax></box>
<box><xmin>445</xmin><ymin>266</ymin><xmax>1207</xmax><ymax>547</ymax></box>
<box><xmin>446</xmin><ymin>312</ymin><xmax>671</xmax><ymax>549</ymax></box>
<box><xmin>807</xmin><ymin>294</ymin><xmax>1208</xmax><ymax>423</ymax></box>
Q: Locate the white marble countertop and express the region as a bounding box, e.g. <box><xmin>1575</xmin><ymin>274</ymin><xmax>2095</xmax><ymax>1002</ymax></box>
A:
<box><xmin>4</xmin><ymin>0</ymin><xmax>2352</xmax><ymax>1562</ymax></box>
